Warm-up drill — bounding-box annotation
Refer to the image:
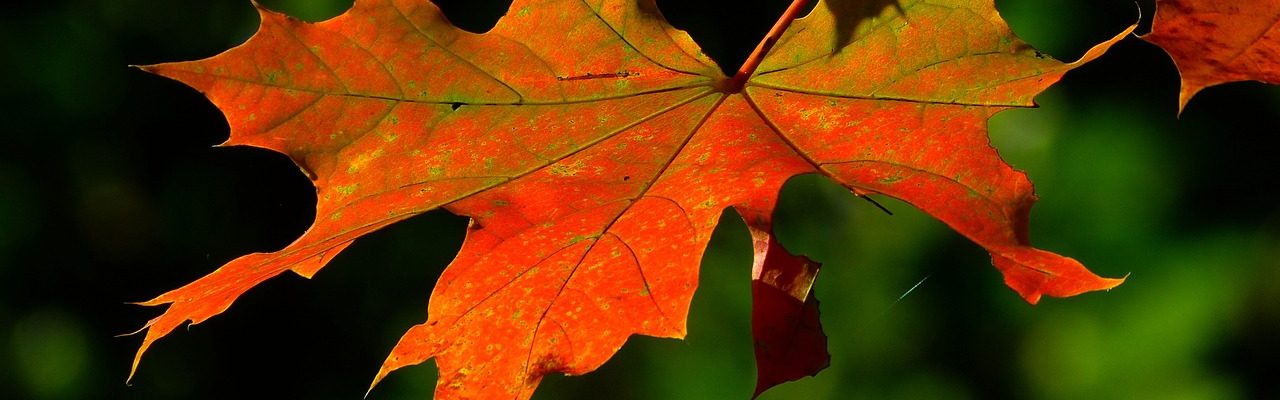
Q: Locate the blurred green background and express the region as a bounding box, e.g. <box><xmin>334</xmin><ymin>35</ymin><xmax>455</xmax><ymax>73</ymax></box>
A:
<box><xmin>1</xmin><ymin>0</ymin><xmax>1277</xmax><ymax>398</ymax></box>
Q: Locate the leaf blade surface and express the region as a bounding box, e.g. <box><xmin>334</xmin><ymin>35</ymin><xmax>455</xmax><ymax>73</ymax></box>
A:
<box><xmin>133</xmin><ymin>0</ymin><xmax>1128</xmax><ymax>397</ymax></box>
<box><xmin>1142</xmin><ymin>0</ymin><xmax>1280</xmax><ymax>111</ymax></box>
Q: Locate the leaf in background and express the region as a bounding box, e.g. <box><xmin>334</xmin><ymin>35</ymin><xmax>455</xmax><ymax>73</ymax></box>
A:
<box><xmin>1142</xmin><ymin>0</ymin><xmax>1280</xmax><ymax>112</ymax></box>
<box><xmin>131</xmin><ymin>0</ymin><xmax>1128</xmax><ymax>397</ymax></box>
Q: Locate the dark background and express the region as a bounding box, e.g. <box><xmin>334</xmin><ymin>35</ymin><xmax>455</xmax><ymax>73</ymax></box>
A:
<box><xmin>2</xmin><ymin>0</ymin><xmax>1278</xmax><ymax>399</ymax></box>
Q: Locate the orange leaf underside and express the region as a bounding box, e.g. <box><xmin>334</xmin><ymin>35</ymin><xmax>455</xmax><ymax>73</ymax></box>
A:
<box><xmin>1142</xmin><ymin>0</ymin><xmax>1280</xmax><ymax>112</ymax></box>
<box><xmin>134</xmin><ymin>0</ymin><xmax>1129</xmax><ymax>398</ymax></box>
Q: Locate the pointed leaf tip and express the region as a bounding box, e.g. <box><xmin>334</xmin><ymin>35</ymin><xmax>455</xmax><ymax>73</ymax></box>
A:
<box><xmin>992</xmin><ymin>249</ymin><xmax>1125</xmax><ymax>305</ymax></box>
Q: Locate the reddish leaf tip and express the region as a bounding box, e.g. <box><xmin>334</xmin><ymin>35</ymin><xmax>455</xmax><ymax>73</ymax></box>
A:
<box><xmin>993</xmin><ymin>249</ymin><xmax>1126</xmax><ymax>305</ymax></box>
<box><xmin>365</xmin><ymin>369</ymin><xmax>387</xmax><ymax>399</ymax></box>
<box><xmin>132</xmin><ymin>64</ymin><xmax>159</xmax><ymax>75</ymax></box>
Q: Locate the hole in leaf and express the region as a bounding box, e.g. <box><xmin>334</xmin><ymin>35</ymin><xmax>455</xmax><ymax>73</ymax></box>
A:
<box><xmin>431</xmin><ymin>0</ymin><xmax>511</xmax><ymax>34</ymax></box>
<box><xmin>656</xmin><ymin>0</ymin><xmax>814</xmax><ymax>76</ymax></box>
<box><xmin>450</xmin><ymin>102</ymin><xmax>463</xmax><ymax>111</ymax></box>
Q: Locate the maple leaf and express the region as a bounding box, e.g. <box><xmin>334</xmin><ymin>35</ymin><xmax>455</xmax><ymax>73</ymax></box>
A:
<box><xmin>1142</xmin><ymin>0</ymin><xmax>1280</xmax><ymax>112</ymax></box>
<box><xmin>131</xmin><ymin>0</ymin><xmax>1130</xmax><ymax>397</ymax></box>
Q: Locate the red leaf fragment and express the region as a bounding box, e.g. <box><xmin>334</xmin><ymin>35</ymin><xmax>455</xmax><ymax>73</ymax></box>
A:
<box><xmin>739</xmin><ymin>202</ymin><xmax>829</xmax><ymax>398</ymax></box>
<box><xmin>1142</xmin><ymin>0</ymin><xmax>1280</xmax><ymax>112</ymax></box>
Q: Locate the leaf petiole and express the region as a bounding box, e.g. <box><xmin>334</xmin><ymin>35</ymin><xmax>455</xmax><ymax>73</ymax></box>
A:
<box><xmin>724</xmin><ymin>0</ymin><xmax>810</xmax><ymax>93</ymax></box>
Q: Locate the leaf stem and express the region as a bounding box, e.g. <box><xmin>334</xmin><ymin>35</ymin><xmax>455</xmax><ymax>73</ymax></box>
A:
<box><xmin>726</xmin><ymin>0</ymin><xmax>810</xmax><ymax>93</ymax></box>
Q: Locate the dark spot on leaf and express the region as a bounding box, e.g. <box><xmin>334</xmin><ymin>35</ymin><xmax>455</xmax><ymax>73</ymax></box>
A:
<box><xmin>527</xmin><ymin>354</ymin><xmax>566</xmax><ymax>384</ymax></box>
<box><xmin>451</xmin><ymin>102</ymin><xmax>463</xmax><ymax>111</ymax></box>
<box><xmin>623</xmin><ymin>175</ymin><xmax>631</xmax><ymax>181</ymax></box>
<box><xmin>557</xmin><ymin>71</ymin><xmax>639</xmax><ymax>81</ymax></box>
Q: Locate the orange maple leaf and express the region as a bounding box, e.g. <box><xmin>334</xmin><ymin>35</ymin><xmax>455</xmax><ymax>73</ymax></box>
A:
<box><xmin>1142</xmin><ymin>0</ymin><xmax>1280</xmax><ymax>112</ymax></box>
<box><xmin>131</xmin><ymin>0</ymin><xmax>1129</xmax><ymax>397</ymax></box>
